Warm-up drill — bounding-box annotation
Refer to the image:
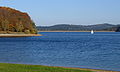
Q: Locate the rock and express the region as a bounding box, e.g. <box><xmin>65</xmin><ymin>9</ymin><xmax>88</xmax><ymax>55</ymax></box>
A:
<box><xmin>0</xmin><ymin>7</ymin><xmax>38</xmax><ymax>34</ymax></box>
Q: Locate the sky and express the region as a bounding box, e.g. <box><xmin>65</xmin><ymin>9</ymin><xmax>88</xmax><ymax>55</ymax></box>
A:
<box><xmin>0</xmin><ymin>0</ymin><xmax>120</xmax><ymax>26</ymax></box>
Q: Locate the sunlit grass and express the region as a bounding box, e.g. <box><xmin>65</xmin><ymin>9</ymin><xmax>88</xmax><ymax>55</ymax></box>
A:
<box><xmin>0</xmin><ymin>63</ymin><xmax>93</xmax><ymax>72</ymax></box>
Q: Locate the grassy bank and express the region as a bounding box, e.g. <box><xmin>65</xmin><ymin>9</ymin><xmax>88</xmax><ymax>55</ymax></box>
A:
<box><xmin>0</xmin><ymin>63</ymin><xmax>93</xmax><ymax>72</ymax></box>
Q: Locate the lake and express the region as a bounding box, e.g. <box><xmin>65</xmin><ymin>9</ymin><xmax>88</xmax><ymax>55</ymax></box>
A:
<box><xmin>0</xmin><ymin>32</ymin><xmax>120</xmax><ymax>71</ymax></box>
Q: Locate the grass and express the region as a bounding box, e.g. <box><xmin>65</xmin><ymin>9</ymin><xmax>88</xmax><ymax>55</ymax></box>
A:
<box><xmin>0</xmin><ymin>63</ymin><xmax>93</xmax><ymax>72</ymax></box>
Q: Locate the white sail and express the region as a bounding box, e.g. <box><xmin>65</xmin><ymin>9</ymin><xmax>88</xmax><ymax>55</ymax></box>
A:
<box><xmin>91</xmin><ymin>30</ymin><xmax>94</xmax><ymax>34</ymax></box>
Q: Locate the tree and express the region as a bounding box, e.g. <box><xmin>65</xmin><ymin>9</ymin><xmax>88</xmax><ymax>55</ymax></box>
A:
<box><xmin>1</xmin><ymin>19</ymin><xmax>9</xmax><ymax>31</ymax></box>
<box><xmin>15</xmin><ymin>21</ymin><xmax>24</xmax><ymax>32</ymax></box>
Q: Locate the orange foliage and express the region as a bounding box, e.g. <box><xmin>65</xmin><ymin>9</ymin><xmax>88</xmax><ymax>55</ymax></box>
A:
<box><xmin>0</xmin><ymin>7</ymin><xmax>37</xmax><ymax>34</ymax></box>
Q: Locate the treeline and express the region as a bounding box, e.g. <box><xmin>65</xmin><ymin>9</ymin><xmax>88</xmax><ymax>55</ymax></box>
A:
<box><xmin>0</xmin><ymin>7</ymin><xmax>37</xmax><ymax>34</ymax></box>
<box><xmin>37</xmin><ymin>24</ymin><xmax>120</xmax><ymax>32</ymax></box>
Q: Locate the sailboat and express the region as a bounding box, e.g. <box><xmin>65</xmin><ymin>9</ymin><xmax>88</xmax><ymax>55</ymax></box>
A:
<box><xmin>91</xmin><ymin>30</ymin><xmax>94</xmax><ymax>34</ymax></box>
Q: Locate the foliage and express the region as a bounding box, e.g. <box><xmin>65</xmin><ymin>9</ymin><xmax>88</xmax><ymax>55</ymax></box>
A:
<box><xmin>0</xmin><ymin>7</ymin><xmax>37</xmax><ymax>34</ymax></box>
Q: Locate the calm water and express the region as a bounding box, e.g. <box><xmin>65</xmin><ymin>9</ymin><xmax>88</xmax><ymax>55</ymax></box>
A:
<box><xmin>0</xmin><ymin>32</ymin><xmax>120</xmax><ymax>71</ymax></box>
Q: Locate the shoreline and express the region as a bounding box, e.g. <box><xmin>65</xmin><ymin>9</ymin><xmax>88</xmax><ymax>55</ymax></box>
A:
<box><xmin>0</xmin><ymin>63</ymin><xmax>118</xmax><ymax>72</ymax></box>
<box><xmin>39</xmin><ymin>31</ymin><xmax>115</xmax><ymax>32</ymax></box>
<box><xmin>0</xmin><ymin>34</ymin><xmax>42</xmax><ymax>37</ymax></box>
<box><xmin>58</xmin><ymin>66</ymin><xmax>119</xmax><ymax>72</ymax></box>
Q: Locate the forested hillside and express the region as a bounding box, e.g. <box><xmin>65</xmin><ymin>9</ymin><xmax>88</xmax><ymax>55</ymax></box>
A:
<box><xmin>0</xmin><ymin>7</ymin><xmax>37</xmax><ymax>34</ymax></box>
<box><xmin>37</xmin><ymin>24</ymin><xmax>120</xmax><ymax>31</ymax></box>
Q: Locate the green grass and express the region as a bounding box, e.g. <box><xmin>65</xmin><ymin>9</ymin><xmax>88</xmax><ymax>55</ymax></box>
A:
<box><xmin>0</xmin><ymin>63</ymin><xmax>93</xmax><ymax>72</ymax></box>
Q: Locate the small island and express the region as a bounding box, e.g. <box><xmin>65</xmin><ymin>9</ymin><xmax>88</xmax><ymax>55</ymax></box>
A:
<box><xmin>0</xmin><ymin>7</ymin><xmax>41</xmax><ymax>37</ymax></box>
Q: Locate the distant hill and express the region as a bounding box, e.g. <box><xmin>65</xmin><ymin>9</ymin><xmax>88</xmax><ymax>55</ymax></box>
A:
<box><xmin>0</xmin><ymin>7</ymin><xmax>37</xmax><ymax>34</ymax></box>
<box><xmin>114</xmin><ymin>25</ymin><xmax>120</xmax><ymax>32</ymax></box>
<box><xmin>37</xmin><ymin>23</ymin><xmax>120</xmax><ymax>31</ymax></box>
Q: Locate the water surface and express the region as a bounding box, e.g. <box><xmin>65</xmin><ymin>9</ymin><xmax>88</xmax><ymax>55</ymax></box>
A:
<box><xmin>0</xmin><ymin>32</ymin><xmax>120</xmax><ymax>71</ymax></box>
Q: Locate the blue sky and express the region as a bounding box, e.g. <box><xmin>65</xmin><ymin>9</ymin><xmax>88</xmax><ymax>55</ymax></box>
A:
<box><xmin>0</xmin><ymin>0</ymin><xmax>120</xmax><ymax>26</ymax></box>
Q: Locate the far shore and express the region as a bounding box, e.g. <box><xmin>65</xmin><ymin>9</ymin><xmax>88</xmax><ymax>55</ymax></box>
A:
<box><xmin>0</xmin><ymin>34</ymin><xmax>42</xmax><ymax>37</ymax></box>
<box><xmin>39</xmin><ymin>31</ymin><xmax>115</xmax><ymax>32</ymax></box>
